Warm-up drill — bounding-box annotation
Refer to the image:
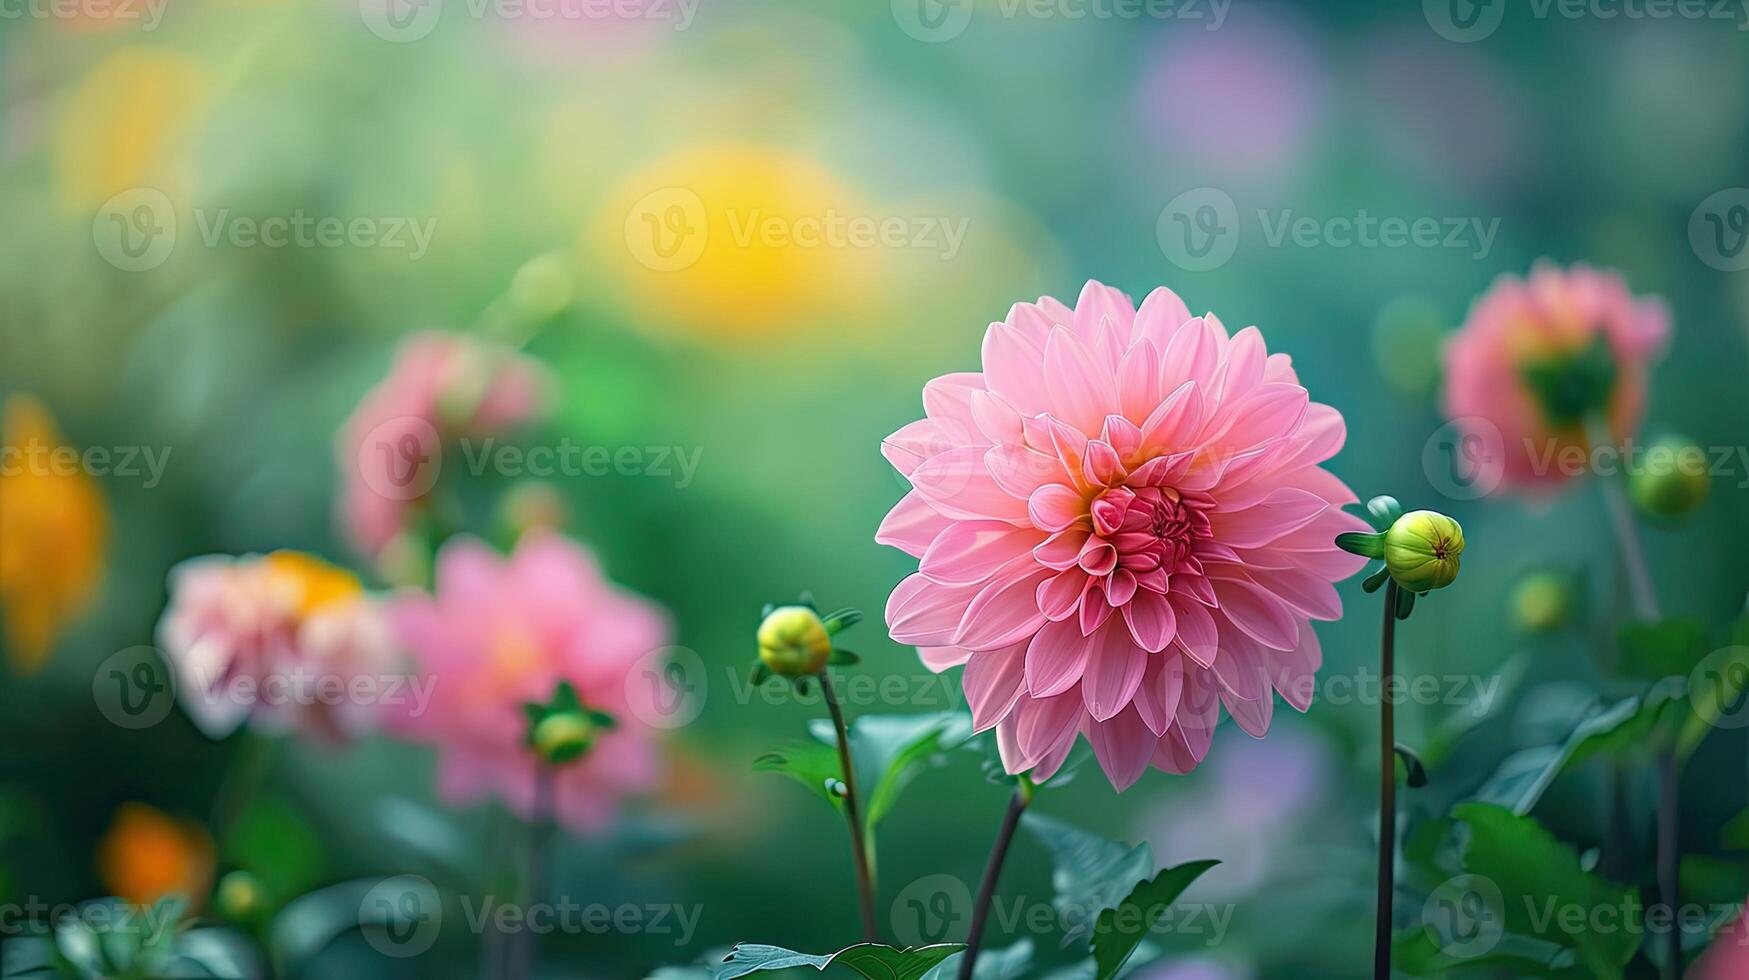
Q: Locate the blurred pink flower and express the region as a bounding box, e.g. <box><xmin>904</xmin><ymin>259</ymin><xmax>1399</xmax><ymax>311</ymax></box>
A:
<box><xmin>1691</xmin><ymin>901</ymin><xmax>1749</xmax><ymax>980</ymax></box>
<box><xmin>157</xmin><ymin>551</ymin><xmax>397</xmax><ymax>741</ymax></box>
<box><xmin>338</xmin><ymin>331</ymin><xmax>548</xmax><ymax>558</ymax></box>
<box><xmin>386</xmin><ymin>532</ymin><xmax>670</xmax><ymax>830</ymax></box>
<box><xmin>1443</xmin><ymin>263</ymin><xmax>1670</xmax><ymax>492</ymax></box>
<box><xmin>878</xmin><ymin>280</ymin><xmax>1367</xmax><ymax>791</ymax></box>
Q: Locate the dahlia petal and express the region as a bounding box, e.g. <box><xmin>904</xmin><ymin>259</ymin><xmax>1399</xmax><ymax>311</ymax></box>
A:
<box><xmin>911</xmin><ymin>447</ymin><xmax>1030</xmax><ymax>523</ymax></box>
<box><xmin>1044</xmin><ymin>327</ymin><xmax>1119</xmax><ymax>436</ymax></box>
<box><xmin>1158</xmin><ymin>316</ymin><xmax>1224</xmax><ymax>393</ymax></box>
<box><xmin>1138</xmin><ymin>381</ymin><xmax>1202</xmax><ymax>456</ymax></box>
<box><xmin>995</xmin><ymin>714</ymin><xmax>1029</xmax><ymax>774</ymax></box>
<box><xmin>886</xmin><ymin>573</ymin><xmax>977</xmax><ymax>647</ymax></box>
<box><xmin>1168</xmin><ymin>595</ymin><xmax>1219</xmax><ymax>667</ymax></box>
<box><xmin>1202</xmin><ymin>383</ymin><xmax>1309</xmax><ymax>453</ymax></box>
<box><xmin>1081</xmin><ymin>621</ymin><xmax>1148</xmax><ymax>722</ymax></box>
<box><xmin>1088</xmin><ymin>706</ymin><xmax>1154</xmax><ymax>791</ymax></box>
<box><xmin>982</xmin><ymin>322</ymin><xmax>1049</xmax><ymax>411</ymax></box>
<box><xmin>1044</xmin><ymin>416</ymin><xmax>1091</xmax><ymax>488</ymax></box>
<box><xmin>1270</xmin><ymin>622</ymin><xmax>1321</xmax><ymax>712</ymax></box>
<box><xmin>1229</xmin><ymin>566</ymin><xmax>1343</xmax><ymax>621</ymax></box>
<box><xmin>1131</xmin><ymin>286</ymin><xmax>1193</xmax><ymax>349</ymax></box>
<box><xmin>985</xmin><ymin>444</ymin><xmax>1062</xmax><ymax>499</ymax></box>
<box><xmin>1105</xmin><ymin>568</ymin><xmax>1139</xmax><ymax>607</ymax></box>
<box><xmin>970</xmin><ymin>390</ymin><xmax>1026</xmax><ymax>446</ymax></box>
<box><xmin>1222</xmin><ymin>682</ymin><xmax>1274</xmax><ymax>738</ymax></box>
<box><xmin>918</xmin><ymin>646</ymin><xmax>973</xmax><ymax>671</ymax></box>
<box><xmin>1133</xmin><ymin>653</ymin><xmax>1185</xmax><ymax>735</ymax></box>
<box><xmin>881</xmin><ymin>418</ymin><xmax>948</xmax><ymax>476</ymax></box>
<box><xmin>920</xmin><ymin>522</ymin><xmax>1042</xmax><ymax>587</ymax></box>
<box><xmin>1015</xmin><ymin>690</ymin><xmax>1083</xmax><ymax>762</ymax></box>
<box><xmin>1036</xmin><ymin>568</ymin><xmax>1091</xmax><ymax>621</ymax></box>
<box><xmin>1213</xmin><ymin>579</ymin><xmax>1302</xmax><ymax>651</ymax></box>
<box><xmin>963</xmin><ymin>644</ymin><xmax>1027</xmax><ymax>732</ymax></box>
<box><xmin>1100</xmin><ymin>414</ymin><xmax>1144</xmax><ymax>461</ymax></box>
<box><xmin>1027</xmin><ymin>483</ymin><xmax>1086</xmax><ymax>532</ymax></box>
<box><xmin>1177</xmin><ymin>571</ymin><xmax>1218</xmax><ymax>607</ymax></box>
<box><xmin>1034</xmin><ymin>529</ymin><xmax>1091</xmax><ymax>571</ymax></box>
<box><xmin>1211</xmin><ymin>326</ymin><xmax>1268</xmax><ymax>407</ymax></box>
<box><xmin>954</xmin><ymin>561</ymin><xmax>1052</xmax><ymax>650</ymax></box>
<box><xmin>1263</xmin><ymin>351</ymin><xmax>1298</xmax><ymax>385</ymax></box>
<box><xmin>1074</xmin><ymin>280</ymin><xmax>1137</xmax><ymax>343</ymax></box>
<box><xmin>1212</xmin><ymin>640</ymin><xmax>1268</xmax><ymax>701</ymax></box>
<box><xmin>1025</xmin><ymin>618</ymin><xmax>1093</xmax><ymax>697</ymax></box>
<box><xmin>1120</xmin><ymin>589</ymin><xmax>1176</xmax><ymax>653</ymax></box>
<box><xmin>1082</xmin><ymin>440</ymin><xmax>1125</xmax><ymax>488</ymax></box>
<box><xmin>1076</xmin><ymin>540</ymin><xmax>1117</xmax><ymax>576</ymax></box>
<box><xmin>1029</xmin><ymin>729</ymin><xmax>1081</xmax><ymax>782</ymax></box>
<box><xmin>922</xmin><ymin>372</ymin><xmax>986</xmax><ymax>444</ymax></box>
<box><xmin>1211</xmin><ymin>488</ymin><xmax>1329</xmax><ymax>548</ymax></box>
<box><xmin>1116</xmin><ymin>340</ymin><xmax>1162</xmax><ymax>422</ymax></box>
<box><xmin>1078</xmin><ymin>591</ymin><xmax>1114</xmax><ymax>635</ymax></box>
<box><xmin>1091</xmin><ymin>316</ymin><xmax>1127</xmax><ymax>376</ymax></box>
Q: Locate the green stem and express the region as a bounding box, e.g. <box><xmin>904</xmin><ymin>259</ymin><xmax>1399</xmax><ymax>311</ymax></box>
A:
<box><xmin>506</xmin><ymin>766</ymin><xmax>554</xmax><ymax>980</ymax></box>
<box><xmin>1586</xmin><ymin>417</ymin><xmax>1659</xmax><ymax>621</ymax></box>
<box><xmin>1375</xmin><ymin>580</ymin><xmax>1399</xmax><ymax>980</ymax></box>
<box><xmin>820</xmin><ymin>670</ymin><xmax>878</xmax><ymax>943</ymax></box>
<box><xmin>959</xmin><ymin>777</ymin><xmax>1033</xmax><ymax>980</ymax></box>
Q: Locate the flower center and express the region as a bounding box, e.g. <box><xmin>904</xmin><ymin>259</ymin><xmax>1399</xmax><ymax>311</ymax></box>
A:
<box><xmin>1089</xmin><ymin>484</ymin><xmax>1212</xmax><ymax>577</ymax></box>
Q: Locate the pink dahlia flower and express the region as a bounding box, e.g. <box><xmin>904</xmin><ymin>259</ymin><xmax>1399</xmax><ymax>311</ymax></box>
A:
<box><xmin>1443</xmin><ymin>262</ymin><xmax>1669</xmax><ymax>492</ymax></box>
<box><xmin>157</xmin><ymin>551</ymin><xmax>398</xmax><ymax>741</ymax></box>
<box><xmin>1691</xmin><ymin>899</ymin><xmax>1749</xmax><ymax>980</ymax></box>
<box><xmin>385</xmin><ymin>532</ymin><xmax>670</xmax><ymax>830</ymax></box>
<box><xmin>877</xmin><ymin>281</ymin><xmax>1368</xmax><ymax>790</ymax></box>
<box><xmin>338</xmin><ymin>331</ymin><xmax>548</xmax><ymax>557</ymax></box>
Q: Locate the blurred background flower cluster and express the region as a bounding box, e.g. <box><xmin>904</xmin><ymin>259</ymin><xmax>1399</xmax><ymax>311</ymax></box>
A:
<box><xmin>3</xmin><ymin>0</ymin><xmax>1749</xmax><ymax>977</ymax></box>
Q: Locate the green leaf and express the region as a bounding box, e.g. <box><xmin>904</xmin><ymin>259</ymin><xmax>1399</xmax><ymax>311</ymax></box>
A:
<box><xmin>1616</xmin><ymin>618</ymin><xmax>1709</xmax><ymax>680</ymax></box>
<box><xmin>822</xmin><ymin>608</ymin><xmax>864</xmax><ymax>634</ymax></box>
<box><xmin>1393</xmin><ymin>928</ymin><xmax>1576</xmax><ymax>977</ymax></box>
<box><xmin>1395</xmin><ymin>744</ymin><xmax>1429</xmax><ymax>788</ymax></box>
<box><xmin>1423</xmin><ymin>651</ymin><xmax>1529</xmax><ymax>768</ymax></box>
<box><xmin>1336</xmin><ymin>531</ymin><xmax>1385</xmax><ymax>559</ymax></box>
<box><xmin>224</xmin><ymin>796</ymin><xmax>324</xmax><ymax>901</ymax></box>
<box><xmin>1451</xmin><ymin>803</ymin><xmax>1641</xmax><ymax>978</ymax></box>
<box><xmin>1470</xmin><ymin>678</ymin><xmax>1688</xmax><ymax>814</ymax></box>
<box><xmin>920</xmin><ymin>939</ymin><xmax>1033</xmax><ymax>980</ymax></box>
<box><xmin>808</xmin><ymin>712</ymin><xmax>972</xmax><ymax>862</ymax></box>
<box><xmin>751</xmin><ymin>741</ymin><xmax>845</xmax><ymax>809</ymax></box>
<box><xmin>829</xmin><ymin>648</ymin><xmax>861</xmax><ymax>666</ymax></box>
<box><xmin>1089</xmin><ymin>861</ymin><xmax>1218</xmax><ymax>980</ymax></box>
<box><xmin>1367</xmin><ymin>495</ymin><xmax>1404</xmax><ymax>529</ymax></box>
<box><xmin>1021</xmin><ymin>812</ymin><xmax>1154</xmax><ymax>946</ymax></box>
<box><xmin>714</xmin><ymin>943</ymin><xmax>963</xmax><ymax>979</ymax></box>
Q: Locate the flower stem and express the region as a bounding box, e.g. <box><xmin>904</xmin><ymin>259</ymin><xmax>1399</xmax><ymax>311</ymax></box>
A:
<box><xmin>959</xmin><ymin>777</ymin><xmax>1033</xmax><ymax>980</ymax></box>
<box><xmin>506</xmin><ymin>765</ymin><xmax>555</xmax><ymax>980</ymax></box>
<box><xmin>1586</xmin><ymin>416</ymin><xmax>1679</xmax><ymax>979</ymax></box>
<box><xmin>1375</xmin><ymin>579</ymin><xmax>1400</xmax><ymax>980</ymax></box>
<box><xmin>819</xmin><ymin>669</ymin><xmax>878</xmax><ymax>943</ymax></box>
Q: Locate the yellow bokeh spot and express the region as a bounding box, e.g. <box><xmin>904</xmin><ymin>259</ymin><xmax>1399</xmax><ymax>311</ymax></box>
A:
<box><xmin>53</xmin><ymin>48</ymin><xmax>207</xmax><ymax>212</ymax></box>
<box><xmin>0</xmin><ymin>395</ymin><xmax>109</xmax><ymax>673</ymax></box>
<box><xmin>94</xmin><ymin>803</ymin><xmax>215</xmax><ymax>908</ymax></box>
<box><xmin>265</xmin><ymin>551</ymin><xmax>363</xmax><ymax>617</ymax></box>
<box><xmin>592</xmin><ymin>143</ymin><xmax>879</xmax><ymax>339</ymax></box>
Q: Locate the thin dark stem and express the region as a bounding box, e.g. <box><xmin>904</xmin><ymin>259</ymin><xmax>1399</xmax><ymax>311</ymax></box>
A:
<box><xmin>1375</xmin><ymin>579</ymin><xmax>1399</xmax><ymax>980</ymax></box>
<box><xmin>1587</xmin><ymin>417</ymin><xmax>1659</xmax><ymax>621</ymax></box>
<box><xmin>1657</xmin><ymin>751</ymin><xmax>1681</xmax><ymax>980</ymax></box>
<box><xmin>820</xmin><ymin>670</ymin><xmax>878</xmax><ymax>943</ymax></box>
<box><xmin>507</xmin><ymin>766</ymin><xmax>555</xmax><ymax>980</ymax></box>
<box><xmin>959</xmin><ymin>780</ymin><xmax>1032</xmax><ymax>980</ymax></box>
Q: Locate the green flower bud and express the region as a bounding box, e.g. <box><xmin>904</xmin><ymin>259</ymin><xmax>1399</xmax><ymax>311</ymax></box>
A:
<box><xmin>757</xmin><ymin>605</ymin><xmax>832</xmax><ymax>677</ymax></box>
<box><xmin>1383</xmin><ymin>510</ymin><xmax>1465</xmax><ymax>592</ymax></box>
<box><xmin>1629</xmin><ymin>437</ymin><xmax>1709</xmax><ymax>520</ymax></box>
<box><xmin>532</xmin><ymin>711</ymin><xmax>597</xmax><ymax>765</ymax></box>
<box><xmin>508</xmin><ymin>252</ymin><xmax>575</xmax><ymax>322</ymax></box>
<box><xmin>1511</xmin><ymin>570</ymin><xmax>1574</xmax><ymax>633</ymax></box>
<box><xmin>215</xmin><ymin>870</ymin><xmax>270</xmax><ymax>925</ymax></box>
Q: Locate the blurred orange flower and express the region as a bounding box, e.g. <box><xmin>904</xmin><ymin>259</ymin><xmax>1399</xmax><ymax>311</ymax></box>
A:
<box><xmin>0</xmin><ymin>394</ymin><xmax>110</xmax><ymax>673</ymax></box>
<box><xmin>94</xmin><ymin>803</ymin><xmax>215</xmax><ymax>907</ymax></box>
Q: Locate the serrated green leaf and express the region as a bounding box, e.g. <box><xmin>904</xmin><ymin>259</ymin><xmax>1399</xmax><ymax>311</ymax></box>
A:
<box><xmin>751</xmin><ymin>742</ymin><xmax>845</xmax><ymax>809</ymax></box>
<box><xmin>920</xmin><ymin>939</ymin><xmax>1033</xmax><ymax>980</ymax></box>
<box><xmin>1021</xmin><ymin>812</ymin><xmax>1154</xmax><ymax>946</ymax></box>
<box><xmin>1089</xmin><ymin>860</ymin><xmax>1218</xmax><ymax>980</ymax></box>
<box><xmin>714</xmin><ymin>942</ymin><xmax>963</xmax><ymax>979</ymax></box>
<box><xmin>1451</xmin><ymin>803</ymin><xmax>1641</xmax><ymax>978</ymax></box>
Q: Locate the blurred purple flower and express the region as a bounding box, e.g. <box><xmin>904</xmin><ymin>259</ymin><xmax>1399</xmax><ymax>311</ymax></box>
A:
<box><xmin>1356</xmin><ymin>28</ymin><xmax>1524</xmax><ymax>195</ymax></box>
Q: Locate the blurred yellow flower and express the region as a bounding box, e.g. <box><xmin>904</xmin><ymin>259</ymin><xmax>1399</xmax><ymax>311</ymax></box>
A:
<box><xmin>263</xmin><ymin>550</ymin><xmax>363</xmax><ymax>617</ymax></box>
<box><xmin>0</xmin><ymin>395</ymin><xmax>109</xmax><ymax>673</ymax></box>
<box><xmin>94</xmin><ymin>803</ymin><xmax>215</xmax><ymax>908</ymax></box>
<box><xmin>591</xmin><ymin>143</ymin><xmax>878</xmax><ymax>339</ymax></box>
<box><xmin>53</xmin><ymin>48</ymin><xmax>207</xmax><ymax>212</ymax></box>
